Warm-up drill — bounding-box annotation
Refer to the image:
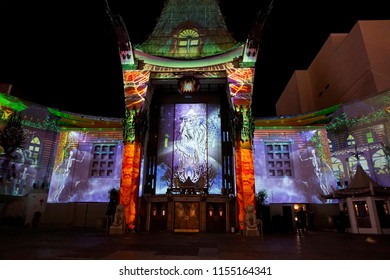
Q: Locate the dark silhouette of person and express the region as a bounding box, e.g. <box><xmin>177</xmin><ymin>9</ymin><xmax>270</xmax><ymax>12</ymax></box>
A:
<box><xmin>296</xmin><ymin>207</ymin><xmax>307</xmax><ymax>235</ymax></box>
<box><xmin>32</xmin><ymin>211</ymin><xmax>42</xmax><ymax>227</ymax></box>
<box><xmin>335</xmin><ymin>210</ymin><xmax>348</xmax><ymax>233</ymax></box>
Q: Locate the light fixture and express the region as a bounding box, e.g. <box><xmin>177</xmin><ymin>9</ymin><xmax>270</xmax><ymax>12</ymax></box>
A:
<box><xmin>218</xmin><ymin>205</ymin><xmax>223</xmax><ymax>217</ymax></box>
<box><xmin>152</xmin><ymin>205</ymin><xmax>157</xmax><ymax>216</ymax></box>
<box><xmin>208</xmin><ymin>205</ymin><xmax>214</xmax><ymax>217</ymax></box>
<box><xmin>177</xmin><ymin>76</ymin><xmax>200</xmax><ymax>95</ymax></box>
<box><xmin>161</xmin><ymin>205</ymin><xmax>166</xmax><ymax>216</ymax></box>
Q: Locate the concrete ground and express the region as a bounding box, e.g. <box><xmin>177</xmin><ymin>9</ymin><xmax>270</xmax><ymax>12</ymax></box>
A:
<box><xmin>0</xmin><ymin>226</ymin><xmax>389</xmax><ymax>260</ymax></box>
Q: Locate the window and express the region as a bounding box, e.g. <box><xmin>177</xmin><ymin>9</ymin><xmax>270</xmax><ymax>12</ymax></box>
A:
<box><xmin>372</xmin><ymin>149</ymin><xmax>388</xmax><ymax>174</ymax></box>
<box><xmin>265</xmin><ymin>143</ymin><xmax>293</xmax><ymax>177</ymax></box>
<box><xmin>90</xmin><ymin>143</ymin><xmax>117</xmax><ymax>177</ymax></box>
<box><xmin>366</xmin><ymin>131</ymin><xmax>374</xmax><ymax>144</ymax></box>
<box><xmin>328</xmin><ymin>139</ymin><xmax>333</xmax><ymax>152</ymax></box>
<box><xmin>347</xmin><ymin>155</ymin><xmax>370</xmax><ymax>177</ymax></box>
<box><xmin>177</xmin><ymin>28</ymin><xmax>200</xmax><ymax>57</ymax></box>
<box><xmin>347</xmin><ymin>135</ymin><xmax>355</xmax><ymax>147</ymax></box>
<box><xmin>28</xmin><ymin>136</ymin><xmax>41</xmax><ymax>163</ymax></box>
<box><xmin>331</xmin><ymin>157</ymin><xmax>345</xmax><ymax>185</ymax></box>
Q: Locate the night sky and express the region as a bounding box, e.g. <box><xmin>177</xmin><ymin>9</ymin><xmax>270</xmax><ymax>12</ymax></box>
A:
<box><xmin>0</xmin><ymin>0</ymin><xmax>388</xmax><ymax>118</ymax></box>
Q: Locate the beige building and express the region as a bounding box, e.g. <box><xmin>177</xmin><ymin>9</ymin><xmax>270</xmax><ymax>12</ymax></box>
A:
<box><xmin>276</xmin><ymin>20</ymin><xmax>390</xmax><ymax>116</ymax></box>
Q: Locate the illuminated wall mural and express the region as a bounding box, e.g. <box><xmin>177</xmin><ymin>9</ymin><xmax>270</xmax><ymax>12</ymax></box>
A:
<box><xmin>155</xmin><ymin>103</ymin><xmax>222</xmax><ymax>194</ymax></box>
<box><xmin>0</xmin><ymin>101</ymin><xmax>59</xmax><ymax>197</ymax></box>
<box><xmin>253</xmin><ymin>128</ymin><xmax>336</xmax><ymax>204</ymax></box>
<box><xmin>47</xmin><ymin>130</ymin><xmax>123</xmax><ymax>203</ymax></box>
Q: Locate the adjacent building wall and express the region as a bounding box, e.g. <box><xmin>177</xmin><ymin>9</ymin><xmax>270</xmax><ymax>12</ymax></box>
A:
<box><xmin>276</xmin><ymin>20</ymin><xmax>390</xmax><ymax>116</ymax></box>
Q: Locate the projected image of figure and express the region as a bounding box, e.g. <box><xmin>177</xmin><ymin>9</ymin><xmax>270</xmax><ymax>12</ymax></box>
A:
<box><xmin>175</xmin><ymin>106</ymin><xmax>207</xmax><ymax>183</ymax></box>
<box><xmin>156</xmin><ymin>103</ymin><xmax>221</xmax><ymax>195</ymax></box>
<box><xmin>299</xmin><ymin>148</ymin><xmax>332</xmax><ymax>196</ymax></box>
<box><xmin>51</xmin><ymin>150</ymin><xmax>85</xmax><ymax>202</ymax></box>
<box><xmin>17</xmin><ymin>167</ymin><xmax>35</xmax><ymax>195</ymax></box>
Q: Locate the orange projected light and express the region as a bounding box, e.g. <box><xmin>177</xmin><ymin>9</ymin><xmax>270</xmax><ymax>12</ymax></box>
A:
<box><xmin>235</xmin><ymin>147</ymin><xmax>255</xmax><ymax>230</ymax></box>
<box><xmin>120</xmin><ymin>142</ymin><xmax>141</xmax><ymax>230</ymax></box>
<box><xmin>227</xmin><ymin>68</ymin><xmax>254</xmax><ymax>83</ymax></box>
<box><xmin>227</xmin><ymin>68</ymin><xmax>254</xmax><ymax>102</ymax></box>
<box><xmin>123</xmin><ymin>70</ymin><xmax>150</xmax><ymax>109</ymax></box>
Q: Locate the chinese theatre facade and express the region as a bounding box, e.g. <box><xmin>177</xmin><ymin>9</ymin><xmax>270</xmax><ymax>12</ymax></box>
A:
<box><xmin>3</xmin><ymin>3</ymin><xmax>390</xmax><ymax>234</ymax></box>
<box><xmin>107</xmin><ymin>0</ymin><xmax>273</xmax><ymax>232</ymax></box>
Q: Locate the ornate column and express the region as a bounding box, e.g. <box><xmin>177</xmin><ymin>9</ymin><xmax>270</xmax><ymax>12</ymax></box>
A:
<box><xmin>119</xmin><ymin>70</ymin><xmax>150</xmax><ymax>231</ymax></box>
<box><xmin>227</xmin><ymin>68</ymin><xmax>256</xmax><ymax>230</ymax></box>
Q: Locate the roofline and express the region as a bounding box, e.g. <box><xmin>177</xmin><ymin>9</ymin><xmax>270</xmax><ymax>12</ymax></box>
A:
<box><xmin>133</xmin><ymin>45</ymin><xmax>244</xmax><ymax>68</ymax></box>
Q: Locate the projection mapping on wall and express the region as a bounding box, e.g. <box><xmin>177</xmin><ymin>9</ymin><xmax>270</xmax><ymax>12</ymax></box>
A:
<box><xmin>155</xmin><ymin>103</ymin><xmax>222</xmax><ymax>195</ymax></box>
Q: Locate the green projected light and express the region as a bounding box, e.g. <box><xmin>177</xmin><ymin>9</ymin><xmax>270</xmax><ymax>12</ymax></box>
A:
<box><xmin>0</xmin><ymin>93</ymin><xmax>28</xmax><ymax>113</ymax></box>
<box><xmin>134</xmin><ymin>46</ymin><xmax>243</xmax><ymax>68</ymax></box>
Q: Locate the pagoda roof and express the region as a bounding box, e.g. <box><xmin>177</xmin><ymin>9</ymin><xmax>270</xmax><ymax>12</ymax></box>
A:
<box><xmin>322</xmin><ymin>164</ymin><xmax>390</xmax><ymax>199</ymax></box>
<box><xmin>138</xmin><ymin>0</ymin><xmax>241</xmax><ymax>59</ymax></box>
<box><xmin>133</xmin><ymin>46</ymin><xmax>243</xmax><ymax>68</ymax></box>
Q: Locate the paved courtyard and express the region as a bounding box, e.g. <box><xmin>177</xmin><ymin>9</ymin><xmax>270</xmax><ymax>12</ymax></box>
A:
<box><xmin>0</xmin><ymin>226</ymin><xmax>390</xmax><ymax>260</ymax></box>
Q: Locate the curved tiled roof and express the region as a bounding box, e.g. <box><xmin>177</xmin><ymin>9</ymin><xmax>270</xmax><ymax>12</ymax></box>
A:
<box><xmin>138</xmin><ymin>0</ymin><xmax>240</xmax><ymax>59</ymax></box>
<box><xmin>254</xmin><ymin>104</ymin><xmax>341</xmax><ymax>127</ymax></box>
<box><xmin>322</xmin><ymin>165</ymin><xmax>390</xmax><ymax>199</ymax></box>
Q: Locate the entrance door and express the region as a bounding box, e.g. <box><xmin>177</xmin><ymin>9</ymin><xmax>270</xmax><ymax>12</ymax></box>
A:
<box><xmin>282</xmin><ymin>205</ymin><xmax>294</xmax><ymax>233</ymax></box>
<box><xmin>174</xmin><ymin>202</ymin><xmax>199</xmax><ymax>232</ymax></box>
<box><xmin>206</xmin><ymin>202</ymin><xmax>226</xmax><ymax>232</ymax></box>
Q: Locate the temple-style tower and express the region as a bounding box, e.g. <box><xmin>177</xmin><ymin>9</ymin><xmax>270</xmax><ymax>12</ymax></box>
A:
<box><xmin>107</xmin><ymin>0</ymin><xmax>272</xmax><ymax>232</ymax></box>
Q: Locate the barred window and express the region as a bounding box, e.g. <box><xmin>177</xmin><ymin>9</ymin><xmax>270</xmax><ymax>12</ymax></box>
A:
<box><xmin>265</xmin><ymin>143</ymin><xmax>293</xmax><ymax>177</ymax></box>
<box><xmin>90</xmin><ymin>143</ymin><xmax>117</xmax><ymax>177</ymax></box>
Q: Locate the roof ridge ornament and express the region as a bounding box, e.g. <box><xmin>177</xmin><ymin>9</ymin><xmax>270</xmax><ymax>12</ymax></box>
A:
<box><xmin>243</xmin><ymin>0</ymin><xmax>274</xmax><ymax>64</ymax></box>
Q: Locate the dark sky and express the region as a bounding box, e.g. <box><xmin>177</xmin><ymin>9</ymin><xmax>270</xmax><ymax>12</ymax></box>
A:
<box><xmin>0</xmin><ymin>0</ymin><xmax>388</xmax><ymax>118</ymax></box>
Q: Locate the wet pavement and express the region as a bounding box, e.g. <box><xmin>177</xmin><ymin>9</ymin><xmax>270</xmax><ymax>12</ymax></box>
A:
<box><xmin>0</xmin><ymin>226</ymin><xmax>390</xmax><ymax>260</ymax></box>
